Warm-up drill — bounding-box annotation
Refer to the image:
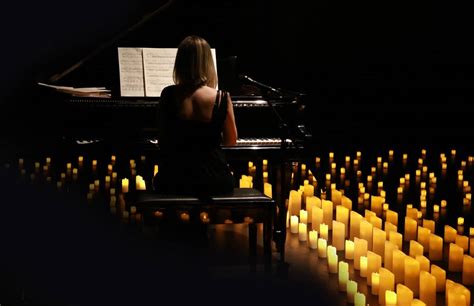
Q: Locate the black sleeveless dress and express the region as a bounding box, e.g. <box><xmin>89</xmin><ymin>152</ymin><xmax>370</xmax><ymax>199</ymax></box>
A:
<box><xmin>152</xmin><ymin>85</ymin><xmax>235</xmax><ymax>197</ymax></box>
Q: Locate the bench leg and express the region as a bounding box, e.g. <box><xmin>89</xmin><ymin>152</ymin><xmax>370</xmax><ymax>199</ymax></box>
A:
<box><xmin>263</xmin><ymin>206</ymin><xmax>272</xmax><ymax>273</ymax></box>
<box><xmin>248</xmin><ymin>223</ymin><xmax>257</xmax><ymax>272</ymax></box>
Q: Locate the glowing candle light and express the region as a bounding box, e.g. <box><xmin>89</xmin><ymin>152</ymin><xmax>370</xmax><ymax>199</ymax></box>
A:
<box><xmin>396</xmin><ymin>283</ymin><xmax>413</xmax><ymax>305</ymax></box>
<box><xmin>354</xmin><ymin>292</ymin><xmax>365</xmax><ymax>306</ymax></box>
<box><xmin>444</xmin><ymin>225</ymin><xmax>457</xmax><ymax>243</ymax></box>
<box><xmin>312</xmin><ymin>206</ymin><xmax>323</xmax><ymax>230</ymax></box>
<box><xmin>264</xmin><ymin>182</ymin><xmax>272</xmax><ymax>198</ymax></box>
<box><xmin>462</xmin><ymin>255</ymin><xmax>474</xmax><ymax>285</ymax></box>
<box><xmin>422</xmin><ymin>219</ymin><xmax>435</xmax><ymax>234</ymax></box>
<box><xmin>338</xmin><ymin>261</ymin><xmax>349</xmax><ymax>291</ymax></box>
<box><xmin>428</xmin><ymin>264</ymin><xmax>445</xmax><ymax>293</ymax></box>
<box><xmin>392</xmin><ymin>249</ymin><xmax>406</xmax><ymax>284</ymax></box>
<box><xmin>389</xmin><ymin>231</ymin><xmax>403</xmax><ymax>250</ymax></box>
<box><xmin>384</xmin><ymin>240</ymin><xmax>398</xmax><ymax>271</ymax></box>
<box><xmin>350</xmin><ymin>211</ymin><xmax>363</xmax><ymax>240</ymax></box>
<box><xmin>456</xmin><ymin>235</ymin><xmax>469</xmax><ymax>252</ymax></box>
<box><xmin>441</xmin><ymin>199</ymin><xmax>447</xmax><ymax>208</ymax></box>
<box><xmin>369</xmin><ymin>214</ymin><xmax>383</xmax><ymax>229</ymax></box>
<box><xmin>372</xmin><ymin>227</ymin><xmax>385</xmax><ymax>259</ymax></box>
<box><xmin>458</xmin><ymin>217</ymin><xmax>465</xmax><ymax>226</ymax></box>
<box><xmin>418</xmin><ymin>271</ymin><xmax>436</xmax><ymax>306</ymax></box>
<box><xmin>289</xmin><ymin>190</ymin><xmax>302</xmax><ymax>216</ymax></box>
<box><xmin>346</xmin><ymin>280</ymin><xmax>357</xmax><ymax>303</ymax></box>
<box><xmin>385</xmin><ymin>290</ymin><xmax>397</xmax><ymax>306</ymax></box>
<box><xmin>433</xmin><ymin>204</ymin><xmax>440</xmax><ymax>213</ymax></box>
<box><xmin>386</xmin><ymin>209</ymin><xmax>398</xmax><ymax>226</ymax></box>
<box><xmin>360</xmin><ymin>219</ymin><xmax>373</xmax><ymax>250</ymax></box>
<box><xmin>290</xmin><ymin>215</ymin><xmax>299</xmax><ymax>234</ymax></box>
<box><xmin>298</xmin><ymin>223</ymin><xmax>307</xmax><ymax>242</ymax></box>
<box><xmin>121</xmin><ymin>178</ymin><xmax>129</xmax><ymax>193</ymax></box>
<box><xmin>385</xmin><ymin>221</ymin><xmax>397</xmax><ymax>240</ymax></box>
<box><xmin>378</xmin><ymin>267</ymin><xmax>395</xmax><ymax>305</ymax></box>
<box><xmin>299</xmin><ymin>209</ymin><xmax>308</xmax><ymax>224</ymax></box>
<box><xmin>309</xmin><ymin>230</ymin><xmax>318</xmax><ymax>249</ymax></box>
<box><xmin>366</xmin><ymin>251</ymin><xmax>381</xmax><ymax>286</ymax></box>
<box><xmin>360</xmin><ymin>255</ymin><xmax>368</xmax><ymax>277</ymax></box>
<box><xmin>371</xmin><ymin>272</ymin><xmax>380</xmax><ymax>295</ymax></box>
<box><xmin>409</xmin><ymin>240</ymin><xmax>424</xmax><ymax>258</ymax></box>
<box><xmin>354</xmin><ymin>237</ymin><xmax>368</xmax><ymax>270</ymax></box>
<box><xmin>404</xmin><ymin>256</ymin><xmax>420</xmax><ymax>297</ymax></box>
<box><xmin>317</xmin><ymin>238</ymin><xmax>327</xmax><ymax>258</ymax></box>
<box><xmin>404</xmin><ymin>217</ymin><xmax>418</xmax><ymax>241</ymax></box>
<box><xmin>449</xmin><ymin>243</ymin><xmax>463</xmax><ymax>272</ymax></box>
<box><xmin>322</xmin><ymin>200</ymin><xmax>333</xmax><ymax>229</ymax></box>
<box><xmin>416</xmin><ymin>226</ymin><xmax>431</xmax><ymax>251</ymax></box>
<box><xmin>336</xmin><ymin>205</ymin><xmax>349</xmax><ymax>238</ymax></box>
<box><xmin>319</xmin><ymin>223</ymin><xmax>329</xmax><ymax>241</ymax></box>
<box><xmin>345</xmin><ymin>239</ymin><xmax>354</xmax><ymax>260</ymax></box>
<box><xmin>327</xmin><ymin>245</ymin><xmax>338</xmax><ymax>273</ymax></box>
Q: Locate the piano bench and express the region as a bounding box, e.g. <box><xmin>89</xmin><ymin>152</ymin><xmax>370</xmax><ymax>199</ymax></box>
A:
<box><xmin>130</xmin><ymin>188</ymin><xmax>275</xmax><ymax>272</ymax></box>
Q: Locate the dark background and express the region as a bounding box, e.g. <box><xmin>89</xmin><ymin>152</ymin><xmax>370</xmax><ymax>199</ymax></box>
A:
<box><xmin>1</xmin><ymin>0</ymin><xmax>473</xmax><ymax>149</ymax></box>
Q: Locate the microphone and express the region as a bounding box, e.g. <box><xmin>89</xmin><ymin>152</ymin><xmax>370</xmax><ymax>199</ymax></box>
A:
<box><xmin>238</xmin><ymin>74</ymin><xmax>282</xmax><ymax>96</ymax></box>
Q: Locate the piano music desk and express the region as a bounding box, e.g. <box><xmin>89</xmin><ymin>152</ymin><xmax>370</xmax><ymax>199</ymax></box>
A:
<box><xmin>128</xmin><ymin>188</ymin><xmax>275</xmax><ymax>272</ymax></box>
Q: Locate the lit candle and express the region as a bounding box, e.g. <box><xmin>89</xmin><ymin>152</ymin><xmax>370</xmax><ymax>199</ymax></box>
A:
<box><xmin>298</xmin><ymin>223</ymin><xmax>307</xmax><ymax>241</ymax></box>
<box><xmin>336</xmin><ymin>205</ymin><xmax>349</xmax><ymax>238</ymax></box>
<box><xmin>312</xmin><ymin>206</ymin><xmax>323</xmax><ymax>230</ymax></box>
<box><xmin>386</xmin><ymin>209</ymin><xmax>398</xmax><ymax>226</ymax></box>
<box><xmin>263</xmin><ymin>182</ymin><xmax>272</xmax><ymax>198</ymax></box>
<box><xmin>360</xmin><ymin>255</ymin><xmax>368</xmax><ymax>277</ymax></box>
<box><xmin>332</xmin><ymin>220</ymin><xmax>345</xmax><ymax>251</ymax></box>
<box><xmin>303</xmin><ymin>183</ymin><xmax>314</xmax><ymax>199</ymax></box>
<box><xmin>331</xmin><ymin>188</ymin><xmax>342</xmax><ymax>206</ymax></box>
<box><xmin>396</xmin><ymin>283</ymin><xmax>413</xmax><ymax>305</ymax></box>
<box><xmin>354</xmin><ymin>292</ymin><xmax>365</xmax><ymax>306</ymax></box>
<box><xmin>322</xmin><ymin>200</ymin><xmax>333</xmax><ymax>229</ymax></box>
<box><xmin>338</xmin><ymin>261</ymin><xmax>349</xmax><ymax>291</ymax></box>
<box><xmin>367</xmin><ymin>251</ymin><xmax>381</xmax><ymax>286</ymax></box>
<box><xmin>289</xmin><ymin>190</ymin><xmax>302</xmax><ymax>216</ymax></box>
<box><xmin>417</xmin><ymin>226</ymin><xmax>431</xmax><ymax>251</ymax></box>
<box><xmin>354</xmin><ymin>237</ymin><xmax>368</xmax><ymax>270</ymax></box>
<box><xmin>463</xmin><ymin>254</ymin><xmax>474</xmax><ymax>285</ymax></box>
<box><xmin>369</xmin><ymin>215</ymin><xmax>383</xmax><ymax>229</ymax></box>
<box><xmin>360</xmin><ymin>220</ymin><xmax>373</xmax><ymax>250</ymax></box>
<box><xmin>409</xmin><ymin>240</ymin><xmax>424</xmax><ymax>258</ymax></box>
<box><xmin>389</xmin><ymin>231</ymin><xmax>403</xmax><ymax>250</ymax></box>
<box><xmin>372</xmin><ymin>227</ymin><xmax>385</xmax><ymax>260</ymax></box>
<box><xmin>449</xmin><ymin>243</ymin><xmax>463</xmax><ymax>272</ymax></box>
<box><xmin>404</xmin><ymin>217</ymin><xmax>418</xmax><ymax>241</ymax></box>
<box><xmin>350</xmin><ymin>211</ymin><xmax>363</xmax><ymax>240</ymax></box>
<box><xmin>290</xmin><ymin>215</ymin><xmax>299</xmax><ymax>234</ymax></box>
<box><xmin>379</xmin><ymin>267</ymin><xmax>395</xmax><ymax>305</ymax></box>
<box><xmin>419</xmin><ymin>270</ymin><xmax>436</xmax><ymax>306</ymax></box>
<box><xmin>121</xmin><ymin>178</ymin><xmax>129</xmax><ymax>193</ymax></box>
<box><xmin>384</xmin><ymin>240</ymin><xmax>398</xmax><ymax>271</ymax></box>
<box><xmin>422</xmin><ymin>219</ymin><xmax>435</xmax><ymax>233</ymax></box>
<box><xmin>347</xmin><ymin>280</ymin><xmax>357</xmax><ymax>303</ymax></box>
<box><xmin>300</xmin><ymin>209</ymin><xmax>308</xmax><ymax>224</ymax></box>
<box><xmin>416</xmin><ymin>255</ymin><xmax>430</xmax><ymax>272</ymax></box>
<box><xmin>317</xmin><ymin>238</ymin><xmax>327</xmax><ymax>258</ymax></box>
<box><xmin>345</xmin><ymin>239</ymin><xmax>354</xmax><ymax>260</ymax></box>
<box><xmin>392</xmin><ymin>249</ymin><xmax>406</xmax><ymax>284</ymax></box>
<box><xmin>327</xmin><ymin>245</ymin><xmax>338</xmax><ymax>273</ymax></box>
<box><xmin>371</xmin><ymin>272</ymin><xmax>380</xmax><ymax>295</ymax></box>
<box><xmin>371</xmin><ymin>195</ymin><xmax>384</xmax><ymax>217</ymax></box>
<box><xmin>445</xmin><ymin>225</ymin><xmax>457</xmax><ymax>243</ymax></box>
<box><xmin>446</xmin><ymin>280</ymin><xmax>470</xmax><ymax>306</ymax></box>
<box><xmin>455</xmin><ymin>235</ymin><xmax>469</xmax><ymax>252</ymax></box>
<box><xmin>385</xmin><ymin>290</ymin><xmax>397</xmax><ymax>306</ymax></box>
<box><xmin>404</xmin><ymin>256</ymin><xmax>420</xmax><ymax>297</ymax></box>
<box><xmin>384</xmin><ymin>221</ymin><xmax>397</xmax><ymax>240</ymax></box>
<box><xmin>309</xmin><ymin>230</ymin><xmax>318</xmax><ymax>249</ymax></box>
<box><xmin>341</xmin><ymin>195</ymin><xmax>352</xmax><ymax>211</ymax></box>
<box><xmin>429</xmin><ymin>234</ymin><xmax>443</xmax><ymax>261</ymax></box>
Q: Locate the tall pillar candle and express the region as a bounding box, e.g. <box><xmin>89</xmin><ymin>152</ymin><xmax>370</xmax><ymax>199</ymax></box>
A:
<box><xmin>309</xmin><ymin>230</ymin><xmax>318</xmax><ymax>249</ymax></box>
<box><xmin>306</xmin><ymin>196</ymin><xmax>320</xmax><ymax>222</ymax></box>
<box><xmin>371</xmin><ymin>272</ymin><xmax>380</xmax><ymax>295</ymax></box>
<box><xmin>385</xmin><ymin>290</ymin><xmax>397</xmax><ymax>306</ymax></box>
<box><xmin>386</xmin><ymin>209</ymin><xmax>398</xmax><ymax>226</ymax></box>
<box><xmin>444</xmin><ymin>225</ymin><xmax>457</xmax><ymax>243</ymax></box>
<box><xmin>431</xmin><ymin>264</ymin><xmax>446</xmax><ymax>292</ymax></box>
<box><xmin>367</xmin><ymin>250</ymin><xmax>381</xmax><ymax>286</ymax></box>
<box><xmin>404</xmin><ymin>256</ymin><xmax>420</xmax><ymax>297</ymax></box>
<box><xmin>354</xmin><ymin>237</ymin><xmax>368</xmax><ymax>270</ymax></box>
<box><xmin>327</xmin><ymin>245</ymin><xmax>338</xmax><ymax>273</ymax></box>
<box><xmin>322</xmin><ymin>200</ymin><xmax>333</xmax><ymax>229</ymax></box>
<box><xmin>331</xmin><ymin>188</ymin><xmax>342</xmax><ymax>206</ymax></box>
<box><xmin>345</xmin><ymin>239</ymin><xmax>355</xmax><ymax>260</ymax></box>
<box><xmin>389</xmin><ymin>231</ymin><xmax>403</xmax><ymax>250</ymax></box>
<box><xmin>290</xmin><ymin>215</ymin><xmax>299</xmax><ymax>234</ymax></box>
<box><xmin>392</xmin><ymin>249</ymin><xmax>406</xmax><ymax>284</ymax></box>
<box><xmin>372</xmin><ymin>227</ymin><xmax>385</xmax><ymax>260</ymax></box>
<box><xmin>455</xmin><ymin>235</ymin><xmax>469</xmax><ymax>252</ymax></box>
<box><xmin>332</xmin><ymin>220</ymin><xmax>345</xmax><ymax>251</ymax></box>
<box><xmin>462</xmin><ymin>254</ymin><xmax>474</xmax><ymax>285</ymax></box>
<box><xmin>384</xmin><ymin>240</ymin><xmax>398</xmax><ymax>271</ymax></box>
<box><xmin>429</xmin><ymin>234</ymin><xmax>443</xmax><ymax>261</ymax></box>
<box><xmin>350</xmin><ymin>210</ymin><xmax>362</xmax><ymax>240</ymax></box>
<box><xmin>409</xmin><ymin>240</ymin><xmax>424</xmax><ymax>258</ymax></box>
<box><xmin>336</xmin><ymin>205</ymin><xmax>349</xmax><ymax>238</ymax></box>
<box><xmin>338</xmin><ymin>261</ymin><xmax>349</xmax><ymax>291</ymax></box>
<box><xmin>416</xmin><ymin>255</ymin><xmax>430</xmax><ymax>272</ymax></box>
<box><xmin>385</xmin><ymin>221</ymin><xmax>397</xmax><ymax>240</ymax></box>
<box><xmin>379</xmin><ymin>267</ymin><xmax>395</xmax><ymax>305</ymax></box>
<box><xmin>422</xmin><ymin>219</ymin><xmax>435</xmax><ymax>234</ymax></box>
<box><xmin>448</xmin><ymin>242</ymin><xmax>463</xmax><ymax>272</ymax></box>
<box><xmin>312</xmin><ymin>206</ymin><xmax>323</xmax><ymax>231</ymax></box>
<box><xmin>396</xmin><ymin>283</ymin><xmax>413</xmax><ymax>306</ymax></box>
<box><xmin>371</xmin><ymin>195</ymin><xmax>384</xmax><ymax>217</ymax></box>
<box><xmin>319</xmin><ymin>223</ymin><xmax>329</xmax><ymax>240</ymax></box>
<box><xmin>298</xmin><ymin>223</ymin><xmax>307</xmax><ymax>241</ymax></box>
<box><xmin>370</xmin><ymin>215</ymin><xmax>383</xmax><ymax>229</ymax></box>
<box><xmin>359</xmin><ymin>219</ymin><xmax>373</xmax><ymax>250</ymax></box>
<box><xmin>419</xmin><ymin>270</ymin><xmax>436</xmax><ymax>306</ymax></box>
<box><xmin>354</xmin><ymin>292</ymin><xmax>366</xmax><ymax>306</ymax></box>
<box><xmin>317</xmin><ymin>238</ymin><xmax>327</xmax><ymax>258</ymax></box>
<box><xmin>417</xmin><ymin>226</ymin><xmax>431</xmax><ymax>251</ymax></box>
<box><xmin>342</xmin><ymin>195</ymin><xmax>352</xmax><ymax>211</ymax></box>
<box><xmin>404</xmin><ymin>217</ymin><xmax>418</xmax><ymax>241</ymax></box>
<box><xmin>346</xmin><ymin>280</ymin><xmax>357</xmax><ymax>303</ymax></box>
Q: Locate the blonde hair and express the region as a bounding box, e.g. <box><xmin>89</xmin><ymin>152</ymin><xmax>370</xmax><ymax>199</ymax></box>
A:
<box><xmin>173</xmin><ymin>35</ymin><xmax>217</xmax><ymax>88</ymax></box>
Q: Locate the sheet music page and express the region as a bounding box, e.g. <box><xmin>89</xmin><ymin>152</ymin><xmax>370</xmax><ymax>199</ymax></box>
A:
<box><xmin>142</xmin><ymin>48</ymin><xmax>177</xmax><ymax>97</ymax></box>
<box><xmin>117</xmin><ymin>48</ymin><xmax>145</xmax><ymax>97</ymax></box>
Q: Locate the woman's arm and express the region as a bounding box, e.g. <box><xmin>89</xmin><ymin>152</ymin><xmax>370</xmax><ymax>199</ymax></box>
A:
<box><xmin>222</xmin><ymin>93</ymin><xmax>238</xmax><ymax>146</ymax></box>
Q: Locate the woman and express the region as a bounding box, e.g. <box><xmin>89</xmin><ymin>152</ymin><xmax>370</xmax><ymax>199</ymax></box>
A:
<box><xmin>153</xmin><ymin>35</ymin><xmax>238</xmax><ymax>197</ymax></box>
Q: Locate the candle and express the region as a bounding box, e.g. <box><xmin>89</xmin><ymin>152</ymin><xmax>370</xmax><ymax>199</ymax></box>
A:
<box><xmin>369</xmin><ymin>215</ymin><xmax>383</xmax><ymax>229</ymax></box>
<box><xmin>354</xmin><ymin>237</ymin><xmax>368</xmax><ymax>270</ymax></box>
<box><xmin>385</xmin><ymin>290</ymin><xmax>397</xmax><ymax>306</ymax></box>
<box><xmin>372</xmin><ymin>227</ymin><xmax>385</xmax><ymax>260</ymax></box>
<box><xmin>384</xmin><ymin>221</ymin><xmax>397</xmax><ymax>240</ymax></box>
<box><xmin>409</xmin><ymin>240</ymin><xmax>424</xmax><ymax>258</ymax></box>
<box><xmin>317</xmin><ymin>238</ymin><xmax>327</xmax><ymax>258</ymax></box>
<box><xmin>342</xmin><ymin>195</ymin><xmax>352</xmax><ymax>211</ymax></box>
<box><xmin>371</xmin><ymin>195</ymin><xmax>384</xmax><ymax>217</ymax></box>
<box><xmin>300</xmin><ymin>209</ymin><xmax>308</xmax><ymax>224</ymax></box>
<box><xmin>121</xmin><ymin>178</ymin><xmax>129</xmax><ymax>193</ymax></box>
<box><xmin>392</xmin><ymin>249</ymin><xmax>406</xmax><ymax>284</ymax></box>
<box><xmin>298</xmin><ymin>223</ymin><xmax>307</xmax><ymax>241</ymax></box>
<box><xmin>360</xmin><ymin>255</ymin><xmax>368</xmax><ymax>277</ymax></box>
<box><xmin>396</xmin><ymin>283</ymin><xmax>414</xmax><ymax>305</ymax></box>
<box><xmin>404</xmin><ymin>256</ymin><xmax>420</xmax><ymax>297</ymax></box>
<box><xmin>379</xmin><ymin>267</ymin><xmax>395</xmax><ymax>305</ymax></box>
<box><xmin>444</xmin><ymin>225</ymin><xmax>457</xmax><ymax>243</ymax></box>
<box><xmin>338</xmin><ymin>261</ymin><xmax>349</xmax><ymax>291</ymax></box>
<box><xmin>455</xmin><ymin>235</ymin><xmax>469</xmax><ymax>252</ymax></box>
<box><xmin>371</xmin><ymin>272</ymin><xmax>380</xmax><ymax>295</ymax></box>
<box><xmin>327</xmin><ymin>246</ymin><xmax>338</xmax><ymax>273</ymax></box>
<box><xmin>347</xmin><ymin>280</ymin><xmax>358</xmax><ymax>303</ymax></box>
<box><xmin>463</xmin><ymin>255</ymin><xmax>474</xmax><ymax>285</ymax></box>
<box><xmin>303</xmin><ymin>183</ymin><xmax>314</xmax><ymax>199</ymax></box>
<box><xmin>386</xmin><ymin>209</ymin><xmax>398</xmax><ymax>226</ymax></box>
<box><xmin>416</xmin><ymin>255</ymin><xmax>430</xmax><ymax>272</ymax></box>
<box><xmin>419</xmin><ymin>270</ymin><xmax>436</xmax><ymax>306</ymax></box>
<box><xmin>449</xmin><ymin>243</ymin><xmax>463</xmax><ymax>272</ymax></box>
<box><xmin>367</xmin><ymin>250</ymin><xmax>382</xmax><ymax>286</ymax></box>
<box><xmin>336</xmin><ymin>205</ymin><xmax>349</xmax><ymax>238</ymax></box>
<box><xmin>404</xmin><ymin>217</ymin><xmax>418</xmax><ymax>241</ymax></box>
<box><xmin>332</xmin><ymin>220</ymin><xmax>345</xmax><ymax>251</ymax></box>
<box><xmin>354</xmin><ymin>292</ymin><xmax>365</xmax><ymax>306</ymax></box>
<box><xmin>417</xmin><ymin>226</ymin><xmax>431</xmax><ymax>251</ymax></box>
<box><xmin>389</xmin><ymin>231</ymin><xmax>403</xmax><ymax>250</ymax></box>
<box><xmin>331</xmin><ymin>188</ymin><xmax>342</xmax><ymax>206</ymax></box>
<box><xmin>350</xmin><ymin>211</ymin><xmax>363</xmax><ymax>240</ymax></box>
<box><xmin>360</xmin><ymin>220</ymin><xmax>373</xmax><ymax>250</ymax></box>
<box><xmin>384</xmin><ymin>240</ymin><xmax>398</xmax><ymax>271</ymax></box>
<box><xmin>429</xmin><ymin>234</ymin><xmax>443</xmax><ymax>261</ymax></box>
<box><xmin>290</xmin><ymin>215</ymin><xmax>299</xmax><ymax>234</ymax></box>
<box><xmin>309</xmin><ymin>230</ymin><xmax>318</xmax><ymax>249</ymax></box>
<box><xmin>345</xmin><ymin>240</ymin><xmax>354</xmax><ymax>260</ymax></box>
<box><xmin>289</xmin><ymin>190</ymin><xmax>302</xmax><ymax>216</ymax></box>
<box><xmin>264</xmin><ymin>182</ymin><xmax>272</xmax><ymax>198</ymax></box>
<box><xmin>319</xmin><ymin>223</ymin><xmax>329</xmax><ymax>240</ymax></box>
<box><xmin>322</xmin><ymin>200</ymin><xmax>333</xmax><ymax>229</ymax></box>
<box><xmin>446</xmin><ymin>280</ymin><xmax>470</xmax><ymax>306</ymax></box>
<box><xmin>312</xmin><ymin>206</ymin><xmax>323</xmax><ymax>231</ymax></box>
<box><xmin>429</xmin><ymin>264</ymin><xmax>446</xmax><ymax>293</ymax></box>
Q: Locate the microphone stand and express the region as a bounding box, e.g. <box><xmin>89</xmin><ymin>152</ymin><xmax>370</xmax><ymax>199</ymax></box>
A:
<box><xmin>239</xmin><ymin>75</ymin><xmax>303</xmax><ymax>276</ymax></box>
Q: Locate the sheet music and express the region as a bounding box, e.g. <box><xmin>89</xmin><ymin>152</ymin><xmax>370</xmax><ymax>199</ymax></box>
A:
<box><xmin>117</xmin><ymin>48</ymin><xmax>145</xmax><ymax>97</ymax></box>
<box><xmin>142</xmin><ymin>48</ymin><xmax>177</xmax><ymax>97</ymax></box>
